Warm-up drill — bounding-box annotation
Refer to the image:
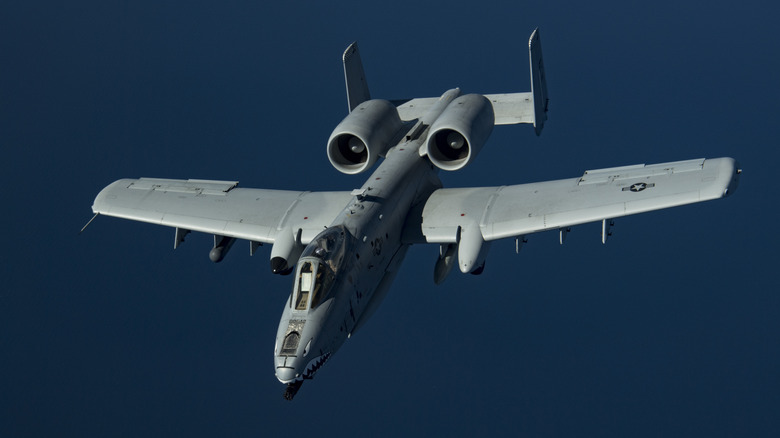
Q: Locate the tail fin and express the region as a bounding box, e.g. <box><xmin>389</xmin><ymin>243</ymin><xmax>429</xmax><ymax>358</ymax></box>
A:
<box><xmin>528</xmin><ymin>28</ymin><xmax>549</xmax><ymax>136</ymax></box>
<box><xmin>342</xmin><ymin>30</ymin><xmax>549</xmax><ymax>134</ymax></box>
<box><xmin>342</xmin><ymin>42</ymin><xmax>371</xmax><ymax>112</ymax></box>
<box><xmin>478</xmin><ymin>28</ymin><xmax>549</xmax><ymax>132</ymax></box>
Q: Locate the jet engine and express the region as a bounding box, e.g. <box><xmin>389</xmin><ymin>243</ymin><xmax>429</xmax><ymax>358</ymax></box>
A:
<box><xmin>327</xmin><ymin>99</ymin><xmax>403</xmax><ymax>174</ymax></box>
<box><xmin>426</xmin><ymin>94</ymin><xmax>494</xmax><ymax>171</ymax></box>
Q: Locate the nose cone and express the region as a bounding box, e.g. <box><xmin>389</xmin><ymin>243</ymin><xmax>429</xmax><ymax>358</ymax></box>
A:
<box><xmin>275</xmin><ymin>366</ymin><xmax>299</xmax><ymax>384</ymax></box>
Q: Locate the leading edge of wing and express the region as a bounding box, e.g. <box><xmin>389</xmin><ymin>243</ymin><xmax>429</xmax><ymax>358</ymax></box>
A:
<box><xmin>92</xmin><ymin>178</ymin><xmax>354</xmax><ymax>244</ymax></box>
<box><xmin>418</xmin><ymin>157</ymin><xmax>740</xmax><ymax>243</ymax></box>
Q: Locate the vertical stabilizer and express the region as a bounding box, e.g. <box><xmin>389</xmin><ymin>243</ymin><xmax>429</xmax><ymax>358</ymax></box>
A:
<box><xmin>528</xmin><ymin>28</ymin><xmax>548</xmax><ymax>135</ymax></box>
<box><xmin>343</xmin><ymin>42</ymin><xmax>371</xmax><ymax>112</ymax></box>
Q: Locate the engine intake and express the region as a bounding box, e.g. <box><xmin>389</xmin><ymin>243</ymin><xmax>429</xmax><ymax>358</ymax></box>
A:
<box><xmin>427</xmin><ymin>94</ymin><xmax>494</xmax><ymax>171</ymax></box>
<box><xmin>327</xmin><ymin>99</ymin><xmax>403</xmax><ymax>174</ymax></box>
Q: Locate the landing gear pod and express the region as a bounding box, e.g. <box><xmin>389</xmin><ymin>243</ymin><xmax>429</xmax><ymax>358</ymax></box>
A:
<box><xmin>427</xmin><ymin>94</ymin><xmax>494</xmax><ymax>171</ymax></box>
<box><xmin>457</xmin><ymin>226</ymin><xmax>491</xmax><ymax>274</ymax></box>
<box><xmin>327</xmin><ymin>99</ymin><xmax>403</xmax><ymax>174</ymax></box>
<box><xmin>270</xmin><ymin>228</ymin><xmax>303</xmax><ymax>275</ymax></box>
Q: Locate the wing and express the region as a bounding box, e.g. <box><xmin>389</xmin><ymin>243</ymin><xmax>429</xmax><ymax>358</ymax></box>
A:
<box><xmin>417</xmin><ymin>157</ymin><xmax>740</xmax><ymax>243</ymax></box>
<box><xmin>91</xmin><ymin>178</ymin><xmax>353</xmax><ymax>245</ymax></box>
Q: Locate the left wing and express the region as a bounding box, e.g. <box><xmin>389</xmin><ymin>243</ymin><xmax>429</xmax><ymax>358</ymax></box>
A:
<box><xmin>417</xmin><ymin>157</ymin><xmax>740</xmax><ymax>245</ymax></box>
<box><xmin>92</xmin><ymin>178</ymin><xmax>354</xmax><ymax>245</ymax></box>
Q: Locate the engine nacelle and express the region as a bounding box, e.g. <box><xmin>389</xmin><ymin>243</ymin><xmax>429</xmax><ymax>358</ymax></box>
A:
<box><xmin>327</xmin><ymin>99</ymin><xmax>403</xmax><ymax>174</ymax></box>
<box><xmin>427</xmin><ymin>94</ymin><xmax>494</xmax><ymax>171</ymax></box>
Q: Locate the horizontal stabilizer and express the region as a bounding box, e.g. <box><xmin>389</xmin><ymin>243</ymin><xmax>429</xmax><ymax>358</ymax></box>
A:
<box><xmin>391</xmin><ymin>29</ymin><xmax>547</xmax><ymax>131</ymax></box>
<box><xmin>395</xmin><ymin>93</ymin><xmax>535</xmax><ymax>125</ymax></box>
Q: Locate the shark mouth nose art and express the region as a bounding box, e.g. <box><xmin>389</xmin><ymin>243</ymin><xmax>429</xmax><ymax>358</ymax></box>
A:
<box><xmin>280</xmin><ymin>353</ymin><xmax>332</xmax><ymax>401</ymax></box>
<box><xmin>276</xmin><ymin>352</ymin><xmax>332</xmax><ymax>383</ymax></box>
<box><xmin>300</xmin><ymin>352</ymin><xmax>331</xmax><ymax>381</ymax></box>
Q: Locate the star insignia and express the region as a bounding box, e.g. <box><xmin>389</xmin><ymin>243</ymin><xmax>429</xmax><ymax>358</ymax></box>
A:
<box><xmin>622</xmin><ymin>182</ymin><xmax>656</xmax><ymax>192</ymax></box>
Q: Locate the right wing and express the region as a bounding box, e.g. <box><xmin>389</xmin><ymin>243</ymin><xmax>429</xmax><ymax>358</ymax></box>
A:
<box><xmin>92</xmin><ymin>178</ymin><xmax>354</xmax><ymax>245</ymax></box>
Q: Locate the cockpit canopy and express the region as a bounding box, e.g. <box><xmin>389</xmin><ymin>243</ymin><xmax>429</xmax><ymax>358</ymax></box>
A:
<box><xmin>290</xmin><ymin>226</ymin><xmax>350</xmax><ymax>311</ymax></box>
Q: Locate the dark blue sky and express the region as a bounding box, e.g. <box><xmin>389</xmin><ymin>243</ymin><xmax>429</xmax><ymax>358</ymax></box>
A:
<box><xmin>2</xmin><ymin>1</ymin><xmax>778</xmax><ymax>436</ymax></box>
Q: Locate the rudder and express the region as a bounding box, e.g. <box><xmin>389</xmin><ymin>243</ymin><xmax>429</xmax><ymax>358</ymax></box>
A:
<box><xmin>529</xmin><ymin>28</ymin><xmax>549</xmax><ymax>135</ymax></box>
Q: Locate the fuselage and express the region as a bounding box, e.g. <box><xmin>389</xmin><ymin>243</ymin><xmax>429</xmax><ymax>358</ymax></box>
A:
<box><xmin>273</xmin><ymin>90</ymin><xmax>464</xmax><ymax>384</ymax></box>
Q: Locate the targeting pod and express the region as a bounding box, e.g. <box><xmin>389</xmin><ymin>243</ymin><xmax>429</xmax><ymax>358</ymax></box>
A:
<box><xmin>433</xmin><ymin>243</ymin><xmax>457</xmax><ymax>285</ymax></box>
<box><xmin>210</xmin><ymin>235</ymin><xmax>236</xmax><ymax>263</ymax></box>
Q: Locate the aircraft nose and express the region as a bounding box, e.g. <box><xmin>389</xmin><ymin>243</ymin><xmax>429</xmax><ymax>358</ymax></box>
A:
<box><xmin>275</xmin><ymin>366</ymin><xmax>298</xmax><ymax>383</ymax></box>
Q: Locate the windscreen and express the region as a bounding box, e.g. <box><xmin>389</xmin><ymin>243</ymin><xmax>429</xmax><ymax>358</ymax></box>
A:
<box><xmin>291</xmin><ymin>226</ymin><xmax>350</xmax><ymax>310</ymax></box>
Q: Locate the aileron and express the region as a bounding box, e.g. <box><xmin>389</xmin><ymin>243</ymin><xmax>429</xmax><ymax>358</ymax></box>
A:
<box><xmin>578</xmin><ymin>158</ymin><xmax>705</xmax><ymax>185</ymax></box>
